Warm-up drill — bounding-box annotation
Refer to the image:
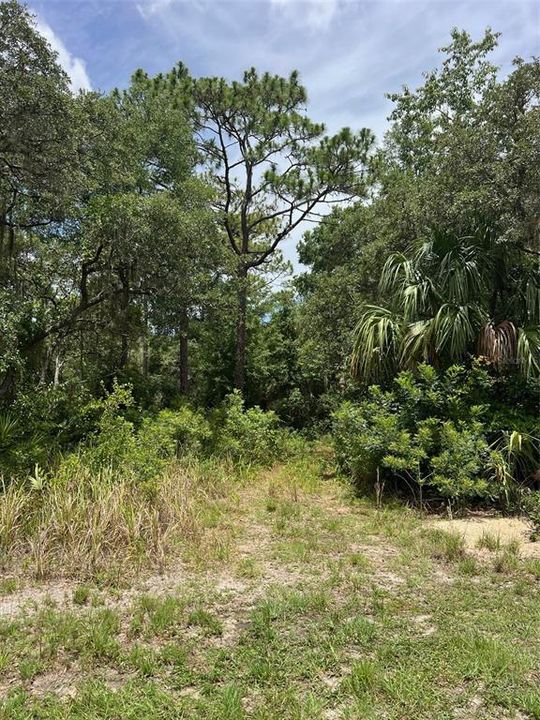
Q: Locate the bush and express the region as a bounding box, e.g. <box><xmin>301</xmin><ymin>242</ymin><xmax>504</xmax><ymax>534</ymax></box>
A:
<box><xmin>155</xmin><ymin>407</ymin><xmax>212</xmax><ymax>457</ymax></box>
<box><xmin>430</xmin><ymin>420</ymin><xmax>490</xmax><ymax>502</ymax></box>
<box><xmin>211</xmin><ymin>391</ymin><xmax>285</xmax><ymax>466</ymax></box>
<box><xmin>0</xmin><ymin>411</ymin><xmax>45</xmax><ymax>480</ymax></box>
<box><xmin>58</xmin><ymin>384</ymin><xmax>212</xmax><ymax>487</ymax></box>
<box><xmin>332</xmin><ymin>392</ymin><xmax>402</xmax><ymax>483</ymax></box>
<box><xmin>332</xmin><ymin>364</ymin><xmax>539</xmax><ymax>508</ymax></box>
<box><xmin>85</xmin><ymin>382</ymin><xmax>137</xmax><ymax>472</ymax></box>
<box><xmin>40</xmin><ymin>386</ymin><xmax>288</xmax><ymax>492</ymax></box>
<box><xmin>133</xmin><ymin>407</ymin><xmax>211</xmax><ymax>484</ymax></box>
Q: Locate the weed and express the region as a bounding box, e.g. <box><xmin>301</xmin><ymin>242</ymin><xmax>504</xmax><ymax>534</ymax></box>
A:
<box><xmin>0</xmin><ymin>649</ymin><xmax>11</xmax><ymax>675</ymax></box>
<box><xmin>426</xmin><ymin>529</ymin><xmax>466</xmax><ymax>561</ymax></box>
<box><xmin>18</xmin><ymin>658</ymin><xmax>43</xmax><ymax>682</ymax></box>
<box><xmin>131</xmin><ymin>594</ymin><xmax>187</xmax><ymax>638</ymax></box>
<box><xmin>0</xmin><ymin>578</ymin><xmax>18</xmax><ymax>595</ymax></box>
<box><xmin>127</xmin><ymin>645</ymin><xmax>159</xmax><ymax>677</ymax></box>
<box><xmin>0</xmin><ymin>460</ymin><xmax>231</xmax><ymax>580</ymax></box>
<box><xmin>457</xmin><ymin>556</ymin><xmax>478</xmax><ymax>576</ymax></box>
<box><xmin>349</xmin><ymin>552</ymin><xmax>370</xmax><ymax>570</ymax></box>
<box><xmin>525</xmin><ymin>558</ymin><xmax>540</xmax><ymax>579</ymax></box>
<box><xmin>476</xmin><ymin>531</ymin><xmax>501</xmax><ymax>551</ymax></box>
<box><xmin>346</xmin><ymin>659</ymin><xmax>381</xmax><ymax>698</ymax></box>
<box><xmin>159</xmin><ymin>642</ymin><xmax>189</xmax><ymax>670</ymax></box>
<box><xmin>493</xmin><ymin>550</ymin><xmax>519</xmax><ymax>574</ymax></box>
<box><xmin>0</xmin><ymin>457</ymin><xmax>539</xmax><ymax>720</ymax></box>
<box><xmin>505</xmin><ymin>539</ymin><xmax>521</xmax><ymax>556</ymax></box>
<box><xmin>266</xmin><ymin>497</ymin><xmax>278</xmax><ymax>513</ymax></box>
<box><xmin>236</xmin><ymin>557</ymin><xmax>260</xmax><ymax>579</ymax></box>
<box><xmin>338</xmin><ymin>617</ymin><xmax>376</xmax><ymax>646</ymax></box>
<box><xmin>73</xmin><ymin>585</ymin><xmax>91</xmax><ymax>606</ymax></box>
<box><xmin>187</xmin><ymin>608</ymin><xmax>223</xmax><ymax>636</ymax></box>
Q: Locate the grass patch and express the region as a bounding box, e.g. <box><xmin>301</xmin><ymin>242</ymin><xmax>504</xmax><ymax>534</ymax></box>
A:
<box><xmin>0</xmin><ymin>578</ymin><xmax>18</xmax><ymax>595</ymax></box>
<box><xmin>424</xmin><ymin>529</ymin><xmax>466</xmax><ymax>562</ymax></box>
<box><xmin>1</xmin><ymin>457</ymin><xmax>539</xmax><ymax>719</ymax></box>
<box><xmin>0</xmin><ymin>460</ymin><xmax>235</xmax><ymax>581</ymax></box>
<box><xmin>476</xmin><ymin>531</ymin><xmax>502</xmax><ymax>551</ymax></box>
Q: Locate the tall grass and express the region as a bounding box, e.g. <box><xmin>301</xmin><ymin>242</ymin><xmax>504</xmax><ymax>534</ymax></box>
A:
<box><xmin>0</xmin><ymin>458</ymin><xmax>231</xmax><ymax>580</ymax></box>
<box><xmin>0</xmin><ymin>387</ymin><xmax>299</xmax><ymax>581</ymax></box>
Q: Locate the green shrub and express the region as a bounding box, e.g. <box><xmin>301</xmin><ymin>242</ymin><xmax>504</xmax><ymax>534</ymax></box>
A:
<box><xmin>83</xmin><ymin>381</ymin><xmax>137</xmax><ymax>473</ymax></box>
<box><xmin>68</xmin><ymin>384</ymin><xmax>214</xmax><ymax>485</ymax></box>
<box><xmin>430</xmin><ymin>420</ymin><xmax>490</xmax><ymax>502</ymax></box>
<box><xmin>132</xmin><ymin>407</ymin><xmax>210</xmax><ymax>483</ymax></box>
<box><xmin>136</xmin><ymin>407</ymin><xmax>211</xmax><ymax>461</ymax></box>
<box><xmin>0</xmin><ymin>411</ymin><xmax>45</xmax><ymax>479</ymax></box>
<box><xmin>332</xmin><ymin>389</ymin><xmax>418</xmax><ymax>486</ymax></box>
<box><xmin>211</xmin><ymin>391</ymin><xmax>285</xmax><ymax>466</ymax></box>
<box><xmin>45</xmin><ymin>386</ymin><xmax>288</xmax><ymax>489</ymax></box>
<box><xmin>158</xmin><ymin>407</ymin><xmax>212</xmax><ymax>456</ymax></box>
<box><xmin>332</xmin><ymin>364</ymin><xmax>538</xmax><ymax>506</ymax></box>
<box><xmin>6</xmin><ymin>382</ymin><xmax>97</xmax><ymax>473</ymax></box>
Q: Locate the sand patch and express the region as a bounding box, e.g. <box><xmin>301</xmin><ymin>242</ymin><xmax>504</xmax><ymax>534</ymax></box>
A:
<box><xmin>428</xmin><ymin>515</ymin><xmax>540</xmax><ymax>557</ymax></box>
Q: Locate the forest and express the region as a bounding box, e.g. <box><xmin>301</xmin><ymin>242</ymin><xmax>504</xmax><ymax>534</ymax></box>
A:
<box><xmin>1</xmin><ymin>1</ymin><xmax>540</xmax><ymax>717</ymax></box>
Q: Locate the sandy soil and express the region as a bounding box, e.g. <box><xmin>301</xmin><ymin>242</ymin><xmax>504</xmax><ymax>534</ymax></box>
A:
<box><xmin>428</xmin><ymin>514</ymin><xmax>540</xmax><ymax>557</ymax></box>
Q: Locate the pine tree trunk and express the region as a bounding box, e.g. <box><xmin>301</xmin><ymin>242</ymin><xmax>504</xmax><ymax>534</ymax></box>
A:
<box><xmin>142</xmin><ymin>300</ymin><xmax>149</xmax><ymax>377</ymax></box>
<box><xmin>117</xmin><ymin>273</ymin><xmax>130</xmax><ymax>370</ymax></box>
<box><xmin>142</xmin><ymin>335</ymin><xmax>149</xmax><ymax>377</ymax></box>
<box><xmin>0</xmin><ymin>368</ymin><xmax>15</xmax><ymax>399</ymax></box>
<box><xmin>234</xmin><ymin>265</ymin><xmax>248</xmax><ymax>392</ymax></box>
<box><xmin>53</xmin><ymin>354</ymin><xmax>63</xmax><ymax>386</ymax></box>
<box><xmin>178</xmin><ymin>310</ymin><xmax>189</xmax><ymax>395</ymax></box>
<box><xmin>40</xmin><ymin>343</ymin><xmax>52</xmax><ymax>384</ymax></box>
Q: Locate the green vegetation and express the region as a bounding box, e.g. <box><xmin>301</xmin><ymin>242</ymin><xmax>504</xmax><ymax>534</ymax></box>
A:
<box><xmin>0</xmin><ymin>458</ymin><xmax>540</xmax><ymax>719</ymax></box>
<box><xmin>332</xmin><ymin>363</ymin><xmax>538</xmax><ymax>511</ymax></box>
<box><xmin>1</xmin><ymin>3</ymin><xmax>539</xmax><ymax>717</ymax></box>
<box><xmin>1</xmin><ymin>4</ymin><xmax>537</xmax><ymax>508</ymax></box>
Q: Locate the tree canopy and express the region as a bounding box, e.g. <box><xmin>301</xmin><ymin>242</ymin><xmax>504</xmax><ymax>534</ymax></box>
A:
<box><xmin>0</xmin><ymin>5</ymin><xmax>538</xmax><ymax>443</ymax></box>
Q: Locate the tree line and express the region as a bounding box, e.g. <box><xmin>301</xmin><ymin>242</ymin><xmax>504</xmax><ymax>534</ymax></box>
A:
<box><xmin>1</xmin><ymin>0</ymin><xmax>538</xmax><ymax>444</ymax></box>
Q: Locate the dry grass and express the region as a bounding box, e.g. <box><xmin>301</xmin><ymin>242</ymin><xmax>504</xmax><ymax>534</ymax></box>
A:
<box><xmin>0</xmin><ymin>459</ymin><xmax>231</xmax><ymax>580</ymax></box>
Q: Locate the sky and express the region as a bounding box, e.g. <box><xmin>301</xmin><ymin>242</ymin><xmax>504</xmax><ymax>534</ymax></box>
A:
<box><xmin>30</xmin><ymin>0</ymin><xmax>539</xmax><ymax>269</ymax></box>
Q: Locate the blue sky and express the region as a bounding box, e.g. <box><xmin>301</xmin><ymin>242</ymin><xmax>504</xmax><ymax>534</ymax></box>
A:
<box><xmin>31</xmin><ymin>0</ymin><xmax>539</xmax><ymax>269</ymax></box>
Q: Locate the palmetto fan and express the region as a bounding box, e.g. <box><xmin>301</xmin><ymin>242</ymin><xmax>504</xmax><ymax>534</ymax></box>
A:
<box><xmin>351</xmin><ymin>227</ymin><xmax>540</xmax><ymax>382</ymax></box>
<box><xmin>477</xmin><ymin>320</ymin><xmax>517</xmax><ymax>369</ymax></box>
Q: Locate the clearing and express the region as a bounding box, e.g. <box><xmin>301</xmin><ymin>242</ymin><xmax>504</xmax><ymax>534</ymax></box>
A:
<box><xmin>1</xmin><ymin>455</ymin><xmax>539</xmax><ymax>719</ymax></box>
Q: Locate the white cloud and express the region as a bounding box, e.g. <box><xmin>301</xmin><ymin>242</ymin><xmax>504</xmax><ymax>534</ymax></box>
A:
<box><xmin>136</xmin><ymin>0</ymin><xmax>175</xmax><ymax>21</ymax></box>
<box><xmin>35</xmin><ymin>18</ymin><xmax>92</xmax><ymax>92</ymax></box>
<box><xmin>271</xmin><ymin>0</ymin><xmax>339</xmax><ymax>29</ymax></box>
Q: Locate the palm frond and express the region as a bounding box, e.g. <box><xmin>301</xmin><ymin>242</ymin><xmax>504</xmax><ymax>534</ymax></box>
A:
<box><xmin>516</xmin><ymin>326</ymin><xmax>540</xmax><ymax>378</ymax></box>
<box><xmin>400</xmin><ymin>318</ymin><xmax>435</xmax><ymax>365</ymax></box>
<box><xmin>379</xmin><ymin>253</ymin><xmax>415</xmax><ymax>297</ymax></box>
<box><xmin>432</xmin><ymin>303</ymin><xmax>484</xmax><ymax>358</ymax></box>
<box><xmin>525</xmin><ymin>276</ymin><xmax>540</xmax><ymax>324</ymax></box>
<box><xmin>490</xmin><ymin>430</ymin><xmax>540</xmax><ymax>483</ymax></box>
<box><xmin>414</xmin><ymin>239</ymin><xmax>434</xmax><ymax>262</ymax></box>
<box><xmin>0</xmin><ymin>413</ymin><xmax>19</xmax><ymax>451</ymax></box>
<box><xmin>438</xmin><ymin>248</ymin><xmax>484</xmax><ymax>305</ymax></box>
<box><xmin>402</xmin><ymin>278</ymin><xmax>437</xmax><ymax>321</ymax></box>
<box><xmin>350</xmin><ymin>306</ymin><xmax>403</xmax><ymax>382</ymax></box>
<box><xmin>477</xmin><ymin>320</ymin><xmax>518</xmax><ymax>369</ymax></box>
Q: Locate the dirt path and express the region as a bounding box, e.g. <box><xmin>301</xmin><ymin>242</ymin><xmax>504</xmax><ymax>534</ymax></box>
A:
<box><xmin>0</xmin><ymin>463</ymin><xmax>397</xmax><ymax>623</ymax></box>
